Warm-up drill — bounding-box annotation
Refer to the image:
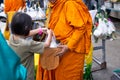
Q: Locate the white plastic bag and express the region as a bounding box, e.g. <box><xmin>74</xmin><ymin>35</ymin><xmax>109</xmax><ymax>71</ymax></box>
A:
<box><xmin>93</xmin><ymin>18</ymin><xmax>108</xmax><ymax>38</ymax></box>
<box><xmin>106</xmin><ymin>20</ymin><xmax>116</xmax><ymax>35</ymax></box>
<box><xmin>89</xmin><ymin>10</ymin><xmax>97</xmax><ymax>24</ymax></box>
<box><xmin>50</xmin><ymin>34</ymin><xmax>59</xmax><ymax>48</ymax></box>
<box><xmin>25</xmin><ymin>7</ymin><xmax>45</xmax><ymax>20</ymax></box>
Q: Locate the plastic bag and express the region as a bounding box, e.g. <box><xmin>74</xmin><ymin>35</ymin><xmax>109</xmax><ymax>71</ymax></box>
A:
<box><xmin>50</xmin><ymin>34</ymin><xmax>59</xmax><ymax>48</ymax></box>
<box><xmin>93</xmin><ymin>18</ymin><xmax>108</xmax><ymax>38</ymax></box>
<box><xmin>106</xmin><ymin>20</ymin><xmax>116</xmax><ymax>35</ymax></box>
<box><xmin>89</xmin><ymin>10</ymin><xmax>97</xmax><ymax>24</ymax></box>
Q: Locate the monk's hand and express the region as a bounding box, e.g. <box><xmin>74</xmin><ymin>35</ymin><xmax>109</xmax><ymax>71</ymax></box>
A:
<box><xmin>56</xmin><ymin>44</ymin><xmax>69</xmax><ymax>56</ymax></box>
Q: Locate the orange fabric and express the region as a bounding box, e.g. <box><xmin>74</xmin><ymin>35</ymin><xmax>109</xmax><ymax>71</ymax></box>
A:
<box><xmin>3</xmin><ymin>11</ymin><xmax>15</xmax><ymax>40</ymax></box>
<box><xmin>4</xmin><ymin>0</ymin><xmax>25</xmax><ymax>40</ymax></box>
<box><xmin>36</xmin><ymin>52</ymin><xmax>85</xmax><ymax>80</ymax></box>
<box><xmin>36</xmin><ymin>0</ymin><xmax>92</xmax><ymax>80</ymax></box>
<box><xmin>55</xmin><ymin>52</ymin><xmax>85</xmax><ymax>80</ymax></box>
<box><xmin>48</xmin><ymin>0</ymin><xmax>92</xmax><ymax>54</ymax></box>
<box><xmin>4</xmin><ymin>0</ymin><xmax>26</xmax><ymax>13</ymax></box>
<box><xmin>36</xmin><ymin>58</ymin><xmax>54</xmax><ymax>80</ymax></box>
<box><xmin>7</xmin><ymin>11</ymin><xmax>16</xmax><ymax>23</ymax></box>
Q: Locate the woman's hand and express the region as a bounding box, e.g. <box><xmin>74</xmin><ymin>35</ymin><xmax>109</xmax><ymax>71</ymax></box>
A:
<box><xmin>46</xmin><ymin>29</ymin><xmax>53</xmax><ymax>36</ymax></box>
<box><xmin>44</xmin><ymin>29</ymin><xmax>53</xmax><ymax>47</ymax></box>
<box><xmin>41</xmin><ymin>28</ymin><xmax>47</xmax><ymax>34</ymax></box>
<box><xmin>56</xmin><ymin>44</ymin><xmax>69</xmax><ymax>56</ymax></box>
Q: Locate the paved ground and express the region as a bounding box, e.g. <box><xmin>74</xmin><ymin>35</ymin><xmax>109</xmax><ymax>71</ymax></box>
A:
<box><xmin>92</xmin><ymin>36</ymin><xmax>120</xmax><ymax>80</ymax></box>
<box><xmin>0</xmin><ymin>16</ymin><xmax>120</xmax><ymax>80</ymax></box>
<box><xmin>92</xmin><ymin>17</ymin><xmax>120</xmax><ymax>80</ymax></box>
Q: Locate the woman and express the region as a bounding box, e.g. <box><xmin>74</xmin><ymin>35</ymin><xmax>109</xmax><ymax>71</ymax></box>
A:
<box><xmin>36</xmin><ymin>0</ymin><xmax>92</xmax><ymax>80</ymax></box>
<box><xmin>9</xmin><ymin>12</ymin><xmax>52</xmax><ymax>80</ymax></box>
<box><xmin>0</xmin><ymin>30</ymin><xmax>27</xmax><ymax>80</ymax></box>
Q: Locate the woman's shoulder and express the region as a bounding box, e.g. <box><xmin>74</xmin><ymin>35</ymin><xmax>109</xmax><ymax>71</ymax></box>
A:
<box><xmin>9</xmin><ymin>35</ymin><xmax>31</xmax><ymax>46</ymax></box>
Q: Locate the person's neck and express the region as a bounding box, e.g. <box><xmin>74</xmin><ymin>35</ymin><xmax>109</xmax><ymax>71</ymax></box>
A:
<box><xmin>13</xmin><ymin>34</ymin><xmax>26</xmax><ymax>40</ymax></box>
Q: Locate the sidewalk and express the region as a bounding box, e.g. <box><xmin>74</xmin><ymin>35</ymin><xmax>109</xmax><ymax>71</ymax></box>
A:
<box><xmin>92</xmin><ymin>17</ymin><xmax>120</xmax><ymax>80</ymax></box>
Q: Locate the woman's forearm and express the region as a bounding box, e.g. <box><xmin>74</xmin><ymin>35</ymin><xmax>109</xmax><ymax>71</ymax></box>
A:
<box><xmin>29</xmin><ymin>28</ymin><xmax>40</xmax><ymax>36</ymax></box>
<box><xmin>44</xmin><ymin>29</ymin><xmax>52</xmax><ymax>47</ymax></box>
<box><xmin>29</xmin><ymin>28</ymin><xmax>47</xmax><ymax>36</ymax></box>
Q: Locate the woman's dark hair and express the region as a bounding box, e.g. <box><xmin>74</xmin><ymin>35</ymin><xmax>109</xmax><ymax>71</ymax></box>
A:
<box><xmin>11</xmin><ymin>12</ymin><xmax>32</xmax><ymax>36</ymax></box>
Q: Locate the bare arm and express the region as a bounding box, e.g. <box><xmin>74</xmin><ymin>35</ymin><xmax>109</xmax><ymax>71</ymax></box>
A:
<box><xmin>28</xmin><ymin>28</ymin><xmax>47</xmax><ymax>36</ymax></box>
<box><xmin>44</xmin><ymin>29</ymin><xmax>53</xmax><ymax>47</ymax></box>
<box><xmin>29</xmin><ymin>28</ymin><xmax>52</xmax><ymax>47</ymax></box>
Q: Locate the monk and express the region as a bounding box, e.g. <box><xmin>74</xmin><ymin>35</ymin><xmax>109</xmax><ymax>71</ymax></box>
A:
<box><xmin>4</xmin><ymin>0</ymin><xmax>26</xmax><ymax>40</ymax></box>
<box><xmin>4</xmin><ymin>0</ymin><xmax>26</xmax><ymax>13</ymax></box>
<box><xmin>36</xmin><ymin>0</ymin><xmax>92</xmax><ymax>80</ymax></box>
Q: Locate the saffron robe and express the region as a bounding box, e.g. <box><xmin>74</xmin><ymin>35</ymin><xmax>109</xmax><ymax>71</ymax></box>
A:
<box><xmin>36</xmin><ymin>0</ymin><xmax>92</xmax><ymax>80</ymax></box>
<box><xmin>4</xmin><ymin>0</ymin><xmax>25</xmax><ymax>13</ymax></box>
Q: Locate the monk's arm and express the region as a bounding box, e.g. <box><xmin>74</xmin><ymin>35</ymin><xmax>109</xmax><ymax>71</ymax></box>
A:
<box><xmin>67</xmin><ymin>27</ymin><xmax>86</xmax><ymax>51</ymax></box>
<box><xmin>65</xmin><ymin>1</ymin><xmax>87</xmax><ymax>51</ymax></box>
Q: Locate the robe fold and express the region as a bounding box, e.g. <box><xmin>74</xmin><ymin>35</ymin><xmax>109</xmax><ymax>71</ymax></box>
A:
<box><xmin>36</xmin><ymin>0</ymin><xmax>92</xmax><ymax>80</ymax></box>
<box><xmin>4</xmin><ymin>0</ymin><xmax>25</xmax><ymax>13</ymax></box>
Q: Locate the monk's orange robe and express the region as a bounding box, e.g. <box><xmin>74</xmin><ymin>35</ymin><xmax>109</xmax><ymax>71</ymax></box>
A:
<box><xmin>36</xmin><ymin>0</ymin><xmax>92</xmax><ymax>80</ymax></box>
<box><xmin>3</xmin><ymin>0</ymin><xmax>25</xmax><ymax>40</ymax></box>
<box><xmin>4</xmin><ymin>0</ymin><xmax>26</xmax><ymax>13</ymax></box>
